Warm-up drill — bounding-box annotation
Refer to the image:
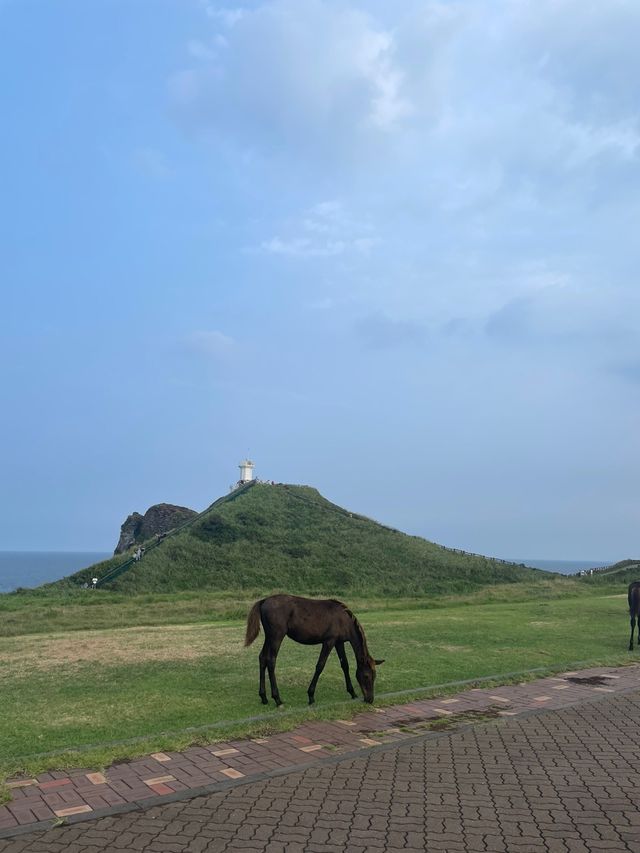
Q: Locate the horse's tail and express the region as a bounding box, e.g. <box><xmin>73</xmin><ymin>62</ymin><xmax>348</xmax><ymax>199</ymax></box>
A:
<box><xmin>245</xmin><ymin>599</ymin><xmax>265</xmax><ymax>647</ymax></box>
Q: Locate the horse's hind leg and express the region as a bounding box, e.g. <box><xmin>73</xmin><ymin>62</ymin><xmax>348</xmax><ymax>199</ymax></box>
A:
<box><xmin>335</xmin><ymin>641</ymin><xmax>356</xmax><ymax>699</ymax></box>
<box><xmin>307</xmin><ymin>640</ymin><xmax>335</xmax><ymax>705</ymax></box>
<box><xmin>258</xmin><ymin>640</ymin><xmax>269</xmax><ymax>704</ymax></box>
<box><xmin>629</xmin><ymin>615</ymin><xmax>636</xmax><ymax>651</ymax></box>
<box><xmin>265</xmin><ymin>635</ymin><xmax>284</xmax><ymax>706</ymax></box>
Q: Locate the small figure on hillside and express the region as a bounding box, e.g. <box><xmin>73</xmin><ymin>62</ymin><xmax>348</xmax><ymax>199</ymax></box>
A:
<box><xmin>91</xmin><ymin>577</ymin><xmax>98</xmax><ymax>588</ymax></box>
<box><xmin>134</xmin><ymin>547</ymin><xmax>142</xmax><ymax>562</ymax></box>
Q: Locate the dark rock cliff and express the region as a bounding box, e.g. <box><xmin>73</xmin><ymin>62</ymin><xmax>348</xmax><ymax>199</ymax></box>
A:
<box><xmin>114</xmin><ymin>503</ymin><xmax>198</xmax><ymax>554</ymax></box>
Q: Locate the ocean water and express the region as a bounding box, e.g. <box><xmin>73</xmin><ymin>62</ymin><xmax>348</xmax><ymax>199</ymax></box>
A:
<box><xmin>0</xmin><ymin>552</ymin><xmax>111</xmax><ymax>593</ymax></box>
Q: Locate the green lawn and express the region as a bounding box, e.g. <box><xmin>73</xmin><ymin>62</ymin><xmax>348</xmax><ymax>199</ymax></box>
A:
<box><xmin>0</xmin><ymin>587</ymin><xmax>634</xmax><ymax>784</ymax></box>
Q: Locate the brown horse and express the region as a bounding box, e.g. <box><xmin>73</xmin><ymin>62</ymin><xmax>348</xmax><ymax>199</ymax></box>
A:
<box><xmin>628</xmin><ymin>581</ymin><xmax>640</xmax><ymax>650</ymax></box>
<box><xmin>245</xmin><ymin>594</ymin><xmax>384</xmax><ymax>705</ymax></box>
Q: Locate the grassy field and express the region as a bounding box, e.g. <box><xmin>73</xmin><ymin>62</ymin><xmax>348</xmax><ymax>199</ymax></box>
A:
<box><xmin>0</xmin><ymin>584</ymin><xmax>634</xmax><ymax>788</ymax></box>
<box><xmin>0</xmin><ymin>577</ymin><xmax>586</xmax><ymax>637</ymax></box>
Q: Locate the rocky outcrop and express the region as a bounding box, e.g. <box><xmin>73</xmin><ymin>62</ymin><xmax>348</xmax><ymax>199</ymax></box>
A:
<box><xmin>114</xmin><ymin>503</ymin><xmax>198</xmax><ymax>554</ymax></box>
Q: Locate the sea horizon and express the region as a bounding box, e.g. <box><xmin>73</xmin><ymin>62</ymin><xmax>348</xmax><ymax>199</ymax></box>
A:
<box><xmin>0</xmin><ymin>550</ymin><xmax>112</xmax><ymax>592</ymax></box>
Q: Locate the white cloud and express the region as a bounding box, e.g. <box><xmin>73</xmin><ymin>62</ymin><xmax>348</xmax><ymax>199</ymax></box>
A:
<box><xmin>184</xmin><ymin>330</ymin><xmax>235</xmax><ymax>358</ymax></box>
<box><xmin>187</xmin><ymin>39</ymin><xmax>218</xmax><ymax>61</ymax></box>
<box><xmin>173</xmin><ymin>1</ymin><xmax>640</xmax><ymax>191</ymax></box>
<box><xmin>170</xmin><ymin>0</ymin><xmax>413</xmax><ymax>156</ymax></box>
<box><xmin>171</xmin><ymin>1</ymin><xmax>640</xmax><ymax>366</ymax></box>
<box><xmin>356</xmin><ymin>314</ymin><xmax>427</xmax><ymax>349</ymax></box>
<box><xmin>259</xmin><ymin>200</ymin><xmax>376</xmax><ymax>258</ymax></box>
<box><xmin>200</xmin><ymin>4</ymin><xmax>246</xmax><ymax>28</ymax></box>
<box><xmin>260</xmin><ymin>237</ymin><xmax>344</xmax><ymax>258</ymax></box>
<box><xmin>133</xmin><ymin>147</ymin><xmax>172</xmax><ymax>179</ymax></box>
<box><xmin>168</xmin><ymin>69</ymin><xmax>201</xmax><ymax>106</ymax></box>
<box><xmin>485</xmin><ymin>276</ymin><xmax>640</xmax><ymax>349</ymax></box>
<box><xmin>341</xmin><ymin>28</ymin><xmax>412</xmax><ymax>131</ymax></box>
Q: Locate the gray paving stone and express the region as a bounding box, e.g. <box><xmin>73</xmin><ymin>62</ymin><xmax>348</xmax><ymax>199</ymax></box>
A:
<box><xmin>2</xmin><ymin>690</ymin><xmax>640</xmax><ymax>852</ymax></box>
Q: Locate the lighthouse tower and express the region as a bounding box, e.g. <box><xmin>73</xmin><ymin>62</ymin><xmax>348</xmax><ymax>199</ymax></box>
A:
<box><xmin>238</xmin><ymin>459</ymin><xmax>255</xmax><ymax>484</ymax></box>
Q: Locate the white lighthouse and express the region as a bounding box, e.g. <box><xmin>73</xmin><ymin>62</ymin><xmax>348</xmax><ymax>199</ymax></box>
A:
<box><xmin>238</xmin><ymin>459</ymin><xmax>255</xmax><ymax>484</ymax></box>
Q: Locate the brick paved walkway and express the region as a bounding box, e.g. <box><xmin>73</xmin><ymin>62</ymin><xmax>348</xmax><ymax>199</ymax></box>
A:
<box><xmin>1</xmin><ymin>665</ymin><xmax>639</xmax><ymax>851</ymax></box>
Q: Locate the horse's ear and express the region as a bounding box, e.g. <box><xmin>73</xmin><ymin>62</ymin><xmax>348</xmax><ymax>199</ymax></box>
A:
<box><xmin>374</xmin><ymin>658</ymin><xmax>385</xmax><ymax>665</ymax></box>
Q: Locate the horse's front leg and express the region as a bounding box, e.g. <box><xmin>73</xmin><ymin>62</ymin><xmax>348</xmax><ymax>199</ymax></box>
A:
<box><xmin>307</xmin><ymin>640</ymin><xmax>335</xmax><ymax>705</ymax></box>
<box><xmin>630</xmin><ymin>615</ymin><xmax>636</xmax><ymax>651</ymax></box>
<box><xmin>335</xmin><ymin>640</ymin><xmax>357</xmax><ymax>699</ymax></box>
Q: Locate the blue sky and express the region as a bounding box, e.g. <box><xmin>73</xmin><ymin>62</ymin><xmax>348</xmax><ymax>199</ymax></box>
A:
<box><xmin>1</xmin><ymin>0</ymin><xmax>639</xmax><ymax>559</ymax></box>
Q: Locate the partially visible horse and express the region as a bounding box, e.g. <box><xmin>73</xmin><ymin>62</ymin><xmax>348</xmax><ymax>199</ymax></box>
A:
<box><xmin>628</xmin><ymin>581</ymin><xmax>640</xmax><ymax>650</ymax></box>
<box><xmin>244</xmin><ymin>594</ymin><xmax>384</xmax><ymax>705</ymax></box>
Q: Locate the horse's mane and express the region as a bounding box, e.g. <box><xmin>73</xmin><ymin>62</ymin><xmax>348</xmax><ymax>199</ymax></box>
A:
<box><xmin>330</xmin><ymin>599</ymin><xmax>370</xmax><ymax>657</ymax></box>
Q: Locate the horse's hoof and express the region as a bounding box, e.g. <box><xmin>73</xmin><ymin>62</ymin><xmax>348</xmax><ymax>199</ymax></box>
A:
<box><xmin>261</xmin><ymin>698</ymin><xmax>268</xmax><ymax>705</ymax></box>
<box><xmin>308</xmin><ymin>698</ymin><xmax>315</xmax><ymax>705</ymax></box>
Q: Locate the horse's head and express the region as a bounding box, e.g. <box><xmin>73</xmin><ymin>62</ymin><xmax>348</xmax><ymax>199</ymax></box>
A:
<box><xmin>356</xmin><ymin>656</ymin><xmax>385</xmax><ymax>703</ymax></box>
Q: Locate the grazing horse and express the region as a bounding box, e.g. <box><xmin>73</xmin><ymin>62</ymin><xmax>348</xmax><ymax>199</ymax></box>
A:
<box><xmin>244</xmin><ymin>594</ymin><xmax>384</xmax><ymax>706</ymax></box>
<box><xmin>628</xmin><ymin>581</ymin><xmax>640</xmax><ymax>650</ymax></box>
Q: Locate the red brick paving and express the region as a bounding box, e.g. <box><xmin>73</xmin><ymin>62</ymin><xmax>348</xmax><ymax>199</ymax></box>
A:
<box><xmin>0</xmin><ymin>663</ymin><xmax>638</xmax><ymax>840</ymax></box>
<box><xmin>1</xmin><ymin>687</ymin><xmax>639</xmax><ymax>852</ymax></box>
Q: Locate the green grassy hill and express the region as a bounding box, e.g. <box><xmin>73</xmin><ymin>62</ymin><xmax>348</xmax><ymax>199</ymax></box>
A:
<box><xmin>54</xmin><ymin>483</ymin><xmax>549</xmax><ymax>596</ymax></box>
<box><xmin>578</xmin><ymin>559</ymin><xmax>640</xmax><ymax>587</ymax></box>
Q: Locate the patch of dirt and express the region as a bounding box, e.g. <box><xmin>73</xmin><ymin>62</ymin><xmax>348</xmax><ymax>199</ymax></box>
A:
<box><xmin>566</xmin><ymin>675</ymin><xmax>611</xmax><ymax>686</ymax></box>
<box><xmin>0</xmin><ymin>624</ymin><xmax>244</xmax><ymax>675</ymax></box>
<box><xmin>359</xmin><ymin>706</ymin><xmax>503</xmax><ymax>735</ymax></box>
<box><xmin>423</xmin><ymin>708</ymin><xmax>503</xmax><ymax>732</ymax></box>
<box><xmin>46</xmin><ymin>712</ymin><xmax>97</xmax><ymax>728</ymax></box>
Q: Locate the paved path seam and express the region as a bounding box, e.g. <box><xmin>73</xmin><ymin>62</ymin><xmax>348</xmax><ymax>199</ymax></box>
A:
<box><xmin>1</xmin><ymin>663</ymin><xmax>638</xmax><ymax>840</ymax></box>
